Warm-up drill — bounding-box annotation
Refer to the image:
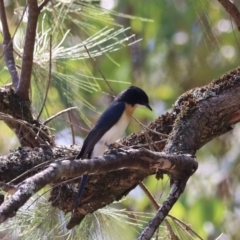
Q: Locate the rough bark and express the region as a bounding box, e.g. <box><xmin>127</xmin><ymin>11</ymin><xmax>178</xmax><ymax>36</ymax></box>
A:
<box><xmin>0</xmin><ymin>149</ymin><xmax>197</xmax><ymax>224</ymax></box>
<box><xmin>218</xmin><ymin>0</ymin><xmax>240</xmax><ymax>30</ymax></box>
<box><xmin>1</xmin><ymin>0</ymin><xmax>239</xmax><ymax>237</ymax></box>
<box><xmin>0</xmin><ymin>0</ymin><xmax>53</xmax><ymax>147</ymax></box>
<box><xmin>0</xmin><ymin>67</ymin><xmax>240</xmax><ymax>231</ymax></box>
<box><xmin>16</xmin><ymin>0</ymin><xmax>39</xmax><ymax>99</ymax></box>
<box><xmin>0</xmin><ymin>88</ymin><xmax>54</xmax><ymax>147</ymax></box>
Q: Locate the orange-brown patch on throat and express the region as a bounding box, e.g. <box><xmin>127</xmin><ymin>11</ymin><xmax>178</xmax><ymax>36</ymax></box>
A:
<box><xmin>125</xmin><ymin>103</ymin><xmax>136</xmax><ymax>118</ymax></box>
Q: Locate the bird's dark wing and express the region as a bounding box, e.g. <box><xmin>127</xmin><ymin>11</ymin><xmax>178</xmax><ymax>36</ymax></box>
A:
<box><xmin>74</xmin><ymin>101</ymin><xmax>125</xmax><ymax>212</ymax></box>
<box><xmin>76</xmin><ymin>100</ymin><xmax>125</xmax><ymax>159</ymax></box>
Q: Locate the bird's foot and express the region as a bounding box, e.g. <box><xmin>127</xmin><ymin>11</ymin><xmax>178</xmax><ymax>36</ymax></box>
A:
<box><xmin>107</xmin><ymin>142</ymin><xmax>130</xmax><ymax>155</ymax></box>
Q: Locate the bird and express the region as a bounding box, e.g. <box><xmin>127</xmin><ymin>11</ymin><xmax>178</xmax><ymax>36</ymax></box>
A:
<box><xmin>73</xmin><ymin>86</ymin><xmax>152</xmax><ymax>212</ymax></box>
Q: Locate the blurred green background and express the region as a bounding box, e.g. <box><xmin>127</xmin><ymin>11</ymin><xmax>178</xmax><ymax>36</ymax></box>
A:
<box><xmin>0</xmin><ymin>0</ymin><xmax>240</xmax><ymax>239</ymax></box>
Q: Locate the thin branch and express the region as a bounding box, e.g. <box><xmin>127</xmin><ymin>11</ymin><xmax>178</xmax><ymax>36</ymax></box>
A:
<box><xmin>9</xmin><ymin>159</ymin><xmax>56</xmax><ymax>184</ymax></box>
<box><xmin>16</xmin><ymin>0</ymin><xmax>40</xmax><ymax>100</ymax></box>
<box><xmin>37</xmin><ymin>35</ymin><xmax>52</xmax><ymax>121</ymax></box>
<box><xmin>173</xmin><ymin>218</ymin><xmax>204</xmax><ymax>240</ymax></box>
<box><xmin>39</xmin><ymin>0</ymin><xmax>51</xmax><ymax>11</ymax></box>
<box><xmin>139</xmin><ymin>180</ymin><xmax>203</xmax><ymax>239</ymax></box>
<box><xmin>139</xmin><ymin>182</ymin><xmax>159</xmax><ymax>210</ymax></box>
<box><xmin>139</xmin><ymin>182</ymin><xmax>204</xmax><ymax>240</ymax></box>
<box><xmin>133</xmin><ymin>116</ymin><xmax>168</xmax><ymax>138</ymax></box>
<box><xmin>130</xmin><ymin>139</ymin><xmax>167</xmax><ymax>148</ymax></box>
<box><xmin>83</xmin><ymin>45</ymin><xmax>115</xmax><ymax>95</ymax></box>
<box><xmin>165</xmin><ymin>220</ymin><xmax>179</xmax><ymax>240</ymax></box>
<box><xmin>68</xmin><ymin>110</ymin><xmax>76</xmax><ymax>145</ymax></box>
<box><xmin>218</xmin><ymin>0</ymin><xmax>240</xmax><ymax>30</ymax></box>
<box><xmin>0</xmin><ymin>113</ymin><xmax>47</xmax><ymax>143</ymax></box>
<box><xmin>58</xmin><ymin>118</ymin><xmax>90</xmax><ymax>133</ymax></box>
<box><xmin>138</xmin><ymin>180</ymin><xmax>188</xmax><ymax>240</ymax></box>
<box><xmin>0</xmin><ymin>0</ymin><xmax>20</xmax><ymax>90</ymax></box>
<box><xmin>0</xmin><ymin>5</ymin><xmax>27</xmax><ymax>59</ymax></box>
<box><xmin>43</xmin><ymin>107</ymin><xmax>77</xmax><ymax>125</ymax></box>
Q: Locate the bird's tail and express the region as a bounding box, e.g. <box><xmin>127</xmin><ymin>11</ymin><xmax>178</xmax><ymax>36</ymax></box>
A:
<box><xmin>73</xmin><ymin>174</ymin><xmax>89</xmax><ymax>212</ymax></box>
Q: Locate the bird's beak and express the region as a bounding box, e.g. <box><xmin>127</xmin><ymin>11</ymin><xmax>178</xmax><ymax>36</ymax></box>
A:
<box><xmin>146</xmin><ymin>104</ymin><xmax>152</xmax><ymax>111</ymax></box>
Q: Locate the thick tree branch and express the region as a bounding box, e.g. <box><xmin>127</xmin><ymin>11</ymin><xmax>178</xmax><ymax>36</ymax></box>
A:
<box><xmin>16</xmin><ymin>0</ymin><xmax>40</xmax><ymax>100</ymax></box>
<box><xmin>139</xmin><ymin>68</ymin><xmax>240</xmax><ymax>238</ymax></box>
<box><xmin>0</xmin><ymin>146</ymin><xmax>76</xmax><ymax>183</ymax></box>
<box><xmin>0</xmin><ymin>149</ymin><xmax>196</xmax><ymax>224</ymax></box>
<box><xmin>0</xmin><ymin>67</ymin><xmax>240</xmax><ymax>230</ymax></box>
<box><xmin>0</xmin><ymin>0</ymin><xmax>20</xmax><ymax>90</ymax></box>
<box><xmin>218</xmin><ymin>0</ymin><xmax>240</xmax><ymax>30</ymax></box>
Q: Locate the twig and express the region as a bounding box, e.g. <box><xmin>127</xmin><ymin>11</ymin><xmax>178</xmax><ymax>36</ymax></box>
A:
<box><xmin>171</xmin><ymin>215</ymin><xmax>204</xmax><ymax>240</ymax></box>
<box><xmin>138</xmin><ymin>180</ymin><xmax>188</xmax><ymax>240</ymax></box>
<box><xmin>139</xmin><ymin>182</ymin><xmax>203</xmax><ymax>239</ymax></box>
<box><xmin>130</xmin><ymin>140</ymin><xmax>167</xmax><ymax>148</ymax></box>
<box><xmin>218</xmin><ymin>0</ymin><xmax>240</xmax><ymax>30</ymax></box>
<box><xmin>68</xmin><ymin>110</ymin><xmax>76</xmax><ymax>144</ymax></box>
<box><xmin>37</xmin><ymin>35</ymin><xmax>52</xmax><ymax>121</ymax></box>
<box><xmin>165</xmin><ymin>220</ymin><xmax>179</xmax><ymax>240</ymax></box>
<box><xmin>83</xmin><ymin>45</ymin><xmax>115</xmax><ymax>96</ymax></box>
<box><xmin>8</xmin><ymin>159</ymin><xmax>55</xmax><ymax>184</ymax></box>
<box><xmin>0</xmin><ymin>113</ymin><xmax>47</xmax><ymax>143</ymax></box>
<box><xmin>143</xmin><ymin>128</ymin><xmax>156</xmax><ymax>151</ymax></box>
<box><xmin>43</xmin><ymin>107</ymin><xmax>77</xmax><ymax>125</ymax></box>
<box><xmin>172</xmin><ymin>219</ymin><xmax>201</xmax><ymax>240</ymax></box>
<box><xmin>16</xmin><ymin>0</ymin><xmax>40</xmax><ymax>100</ymax></box>
<box><xmin>133</xmin><ymin>116</ymin><xmax>168</xmax><ymax>138</ymax></box>
<box><xmin>39</xmin><ymin>0</ymin><xmax>51</xmax><ymax>11</ymax></box>
<box><xmin>9</xmin><ymin>146</ymin><xmax>78</xmax><ymax>184</ymax></box>
<box><xmin>25</xmin><ymin>186</ymin><xmax>52</xmax><ymax>210</ymax></box>
<box><xmin>0</xmin><ymin>6</ymin><xmax>26</xmax><ymax>59</ymax></box>
<box><xmin>0</xmin><ymin>0</ymin><xmax>20</xmax><ymax>90</ymax></box>
<box><xmin>139</xmin><ymin>182</ymin><xmax>159</xmax><ymax>210</ymax></box>
<box><xmin>59</xmin><ymin>118</ymin><xmax>90</xmax><ymax>133</ymax></box>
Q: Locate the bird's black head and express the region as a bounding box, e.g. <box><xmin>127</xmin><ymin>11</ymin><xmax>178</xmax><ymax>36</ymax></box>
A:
<box><xmin>116</xmin><ymin>86</ymin><xmax>152</xmax><ymax>111</ymax></box>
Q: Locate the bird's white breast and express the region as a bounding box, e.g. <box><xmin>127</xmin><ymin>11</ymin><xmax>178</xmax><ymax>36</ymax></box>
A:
<box><xmin>91</xmin><ymin>111</ymin><xmax>131</xmax><ymax>158</ymax></box>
